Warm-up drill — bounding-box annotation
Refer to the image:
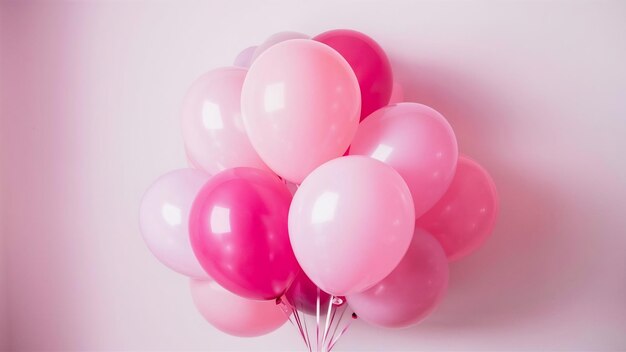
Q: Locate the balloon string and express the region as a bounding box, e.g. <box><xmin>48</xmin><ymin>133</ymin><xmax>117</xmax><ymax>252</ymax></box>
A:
<box><xmin>325</xmin><ymin>304</ymin><xmax>344</xmax><ymax>350</ymax></box>
<box><xmin>328</xmin><ymin>320</ymin><xmax>352</xmax><ymax>352</ymax></box>
<box><xmin>321</xmin><ymin>296</ymin><xmax>335</xmax><ymax>349</ymax></box>
<box><xmin>315</xmin><ymin>287</ymin><xmax>321</xmax><ymax>350</ymax></box>
<box><xmin>297</xmin><ymin>300</ymin><xmax>312</xmax><ymax>352</ymax></box>
<box><xmin>291</xmin><ymin>304</ymin><xmax>308</xmax><ymax>347</ymax></box>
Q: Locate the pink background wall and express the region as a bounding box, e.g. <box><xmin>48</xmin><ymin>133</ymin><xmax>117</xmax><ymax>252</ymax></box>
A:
<box><xmin>1</xmin><ymin>1</ymin><xmax>626</xmax><ymax>350</ymax></box>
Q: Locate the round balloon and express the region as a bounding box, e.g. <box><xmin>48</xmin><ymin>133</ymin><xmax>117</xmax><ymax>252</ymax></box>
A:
<box><xmin>349</xmin><ymin>103</ymin><xmax>458</xmax><ymax>218</ymax></box>
<box><xmin>251</xmin><ymin>31</ymin><xmax>310</xmax><ymax>62</ymax></box>
<box><xmin>190</xmin><ymin>279</ymin><xmax>288</xmax><ymax>337</ymax></box>
<box><xmin>189</xmin><ymin>167</ymin><xmax>299</xmax><ymax>300</ymax></box>
<box><xmin>234</xmin><ymin>46</ymin><xmax>257</xmax><ymax>68</ymax></box>
<box><xmin>347</xmin><ymin>228</ymin><xmax>449</xmax><ymax>328</ymax></box>
<box><xmin>241</xmin><ymin>39</ymin><xmax>361</xmax><ymax>184</ymax></box>
<box><xmin>289</xmin><ymin>156</ymin><xmax>415</xmax><ymax>296</ymax></box>
<box><xmin>139</xmin><ymin>169</ymin><xmax>211</xmax><ymax>278</ymax></box>
<box><xmin>284</xmin><ymin>270</ymin><xmax>331</xmax><ymax>315</ymax></box>
<box><xmin>416</xmin><ymin>156</ymin><xmax>498</xmax><ymax>261</ymax></box>
<box><xmin>314</xmin><ymin>29</ymin><xmax>393</xmax><ymax>120</ymax></box>
<box><xmin>181</xmin><ymin>67</ymin><xmax>269</xmax><ymax>175</ymax></box>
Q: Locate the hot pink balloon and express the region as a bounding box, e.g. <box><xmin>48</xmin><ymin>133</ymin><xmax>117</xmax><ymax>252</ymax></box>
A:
<box><xmin>181</xmin><ymin>67</ymin><xmax>270</xmax><ymax>175</ymax></box>
<box><xmin>314</xmin><ymin>29</ymin><xmax>393</xmax><ymax>121</ymax></box>
<box><xmin>388</xmin><ymin>82</ymin><xmax>404</xmax><ymax>104</ymax></box>
<box><xmin>416</xmin><ymin>156</ymin><xmax>498</xmax><ymax>261</ymax></box>
<box><xmin>251</xmin><ymin>31</ymin><xmax>309</xmax><ymax>62</ymax></box>
<box><xmin>241</xmin><ymin>39</ymin><xmax>361</xmax><ymax>184</ymax></box>
<box><xmin>289</xmin><ymin>156</ymin><xmax>415</xmax><ymax>296</ymax></box>
<box><xmin>234</xmin><ymin>46</ymin><xmax>257</xmax><ymax>68</ymax></box>
<box><xmin>139</xmin><ymin>169</ymin><xmax>211</xmax><ymax>278</ymax></box>
<box><xmin>190</xmin><ymin>279</ymin><xmax>288</xmax><ymax>337</ymax></box>
<box><xmin>349</xmin><ymin>103</ymin><xmax>458</xmax><ymax>218</ymax></box>
<box><xmin>189</xmin><ymin>167</ymin><xmax>299</xmax><ymax>300</ymax></box>
<box><xmin>347</xmin><ymin>228</ymin><xmax>449</xmax><ymax>328</ymax></box>
<box><xmin>284</xmin><ymin>270</ymin><xmax>331</xmax><ymax>315</ymax></box>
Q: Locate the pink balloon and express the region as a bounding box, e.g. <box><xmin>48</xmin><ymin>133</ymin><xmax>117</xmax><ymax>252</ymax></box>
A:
<box><xmin>284</xmin><ymin>270</ymin><xmax>331</xmax><ymax>315</ymax></box>
<box><xmin>314</xmin><ymin>29</ymin><xmax>393</xmax><ymax>121</ymax></box>
<box><xmin>347</xmin><ymin>228</ymin><xmax>449</xmax><ymax>328</ymax></box>
<box><xmin>242</xmin><ymin>39</ymin><xmax>361</xmax><ymax>184</ymax></box>
<box><xmin>349</xmin><ymin>103</ymin><xmax>458</xmax><ymax>218</ymax></box>
<box><xmin>251</xmin><ymin>31</ymin><xmax>309</xmax><ymax>62</ymax></box>
<box><xmin>189</xmin><ymin>167</ymin><xmax>299</xmax><ymax>300</ymax></box>
<box><xmin>289</xmin><ymin>156</ymin><xmax>415</xmax><ymax>296</ymax></box>
<box><xmin>234</xmin><ymin>46</ymin><xmax>257</xmax><ymax>68</ymax></box>
<box><xmin>190</xmin><ymin>279</ymin><xmax>288</xmax><ymax>337</ymax></box>
<box><xmin>139</xmin><ymin>169</ymin><xmax>211</xmax><ymax>278</ymax></box>
<box><xmin>416</xmin><ymin>156</ymin><xmax>499</xmax><ymax>261</ymax></box>
<box><xmin>181</xmin><ymin>67</ymin><xmax>270</xmax><ymax>175</ymax></box>
<box><xmin>388</xmin><ymin>82</ymin><xmax>404</xmax><ymax>104</ymax></box>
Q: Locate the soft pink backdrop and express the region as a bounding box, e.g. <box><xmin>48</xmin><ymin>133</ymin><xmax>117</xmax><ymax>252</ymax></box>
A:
<box><xmin>1</xmin><ymin>0</ymin><xmax>625</xmax><ymax>350</ymax></box>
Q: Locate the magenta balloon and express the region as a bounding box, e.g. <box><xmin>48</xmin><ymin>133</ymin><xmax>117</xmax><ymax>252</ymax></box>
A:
<box><xmin>139</xmin><ymin>169</ymin><xmax>211</xmax><ymax>278</ymax></box>
<box><xmin>314</xmin><ymin>29</ymin><xmax>393</xmax><ymax>121</ymax></box>
<box><xmin>347</xmin><ymin>228</ymin><xmax>449</xmax><ymax>328</ymax></box>
<box><xmin>416</xmin><ymin>156</ymin><xmax>498</xmax><ymax>261</ymax></box>
<box><xmin>349</xmin><ymin>103</ymin><xmax>458</xmax><ymax>218</ymax></box>
<box><xmin>284</xmin><ymin>270</ymin><xmax>331</xmax><ymax>315</ymax></box>
<box><xmin>234</xmin><ymin>46</ymin><xmax>257</xmax><ymax>68</ymax></box>
<box><xmin>289</xmin><ymin>156</ymin><xmax>415</xmax><ymax>296</ymax></box>
<box><xmin>251</xmin><ymin>31</ymin><xmax>309</xmax><ymax>62</ymax></box>
<box><xmin>190</xmin><ymin>279</ymin><xmax>288</xmax><ymax>337</ymax></box>
<box><xmin>241</xmin><ymin>39</ymin><xmax>361</xmax><ymax>184</ymax></box>
<box><xmin>189</xmin><ymin>167</ymin><xmax>299</xmax><ymax>300</ymax></box>
<box><xmin>181</xmin><ymin>67</ymin><xmax>270</xmax><ymax>175</ymax></box>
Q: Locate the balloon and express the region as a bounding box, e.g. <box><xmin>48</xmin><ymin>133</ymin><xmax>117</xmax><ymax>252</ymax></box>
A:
<box><xmin>314</xmin><ymin>29</ymin><xmax>393</xmax><ymax>121</ymax></box>
<box><xmin>189</xmin><ymin>167</ymin><xmax>299</xmax><ymax>300</ymax></box>
<box><xmin>347</xmin><ymin>228</ymin><xmax>449</xmax><ymax>328</ymax></box>
<box><xmin>190</xmin><ymin>279</ymin><xmax>288</xmax><ymax>337</ymax></box>
<box><xmin>234</xmin><ymin>46</ymin><xmax>257</xmax><ymax>68</ymax></box>
<box><xmin>349</xmin><ymin>103</ymin><xmax>458</xmax><ymax>218</ymax></box>
<box><xmin>416</xmin><ymin>156</ymin><xmax>498</xmax><ymax>261</ymax></box>
<box><xmin>289</xmin><ymin>156</ymin><xmax>415</xmax><ymax>296</ymax></box>
<box><xmin>284</xmin><ymin>270</ymin><xmax>331</xmax><ymax>315</ymax></box>
<box><xmin>388</xmin><ymin>82</ymin><xmax>404</xmax><ymax>104</ymax></box>
<box><xmin>251</xmin><ymin>31</ymin><xmax>309</xmax><ymax>62</ymax></box>
<box><xmin>139</xmin><ymin>169</ymin><xmax>211</xmax><ymax>278</ymax></box>
<box><xmin>241</xmin><ymin>39</ymin><xmax>361</xmax><ymax>184</ymax></box>
<box><xmin>181</xmin><ymin>67</ymin><xmax>269</xmax><ymax>175</ymax></box>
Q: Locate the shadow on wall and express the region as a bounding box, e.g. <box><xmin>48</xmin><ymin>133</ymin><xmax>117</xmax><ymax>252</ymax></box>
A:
<box><xmin>375</xmin><ymin>58</ymin><xmax>589</xmax><ymax>332</ymax></box>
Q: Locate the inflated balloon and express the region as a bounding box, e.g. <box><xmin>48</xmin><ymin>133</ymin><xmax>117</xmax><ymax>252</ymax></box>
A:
<box><xmin>190</xmin><ymin>279</ymin><xmax>288</xmax><ymax>337</ymax></box>
<box><xmin>234</xmin><ymin>46</ymin><xmax>257</xmax><ymax>68</ymax></box>
<box><xmin>416</xmin><ymin>156</ymin><xmax>498</xmax><ymax>261</ymax></box>
<box><xmin>242</xmin><ymin>39</ymin><xmax>361</xmax><ymax>183</ymax></box>
<box><xmin>347</xmin><ymin>228</ymin><xmax>449</xmax><ymax>328</ymax></box>
<box><xmin>189</xmin><ymin>167</ymin><xmax>299</xmax><ymax>300</ymax></box>
<box><xmin>139</xmin><ymin>169</ymin><xmax>211</xmax><ymax>278</ymax></box>
<box><xmin>284</xmin><ymin>270</ymin><xmax>331</xmax><ymax>315</ymax></box>
<box><xmin>389</xmin><ymin>82</ymin><xmax>404</xmax><ymax>104</ymax></box>
<box><xmin>252</xmin><ymin>31</ymin><xmax>310</xmax><ymax>62</ymax></box>
<box><xmin>289</xmin><ymin>156</ymin><xmax>415</xmax><ymax>296</ymax></box>
<box><xmin>314</xmin><ymin>29</ymin><xmax>393</xmax><ymax>120</ymax></box>
<box><xmin>350</xmin><ymin>103</ymin><xmax>458</xmax><ymax>218</ymax></box>
<box><xmin>181</xmin><ymin>67</ymin><xmax>269</xmax><ymax>175</ymax></box>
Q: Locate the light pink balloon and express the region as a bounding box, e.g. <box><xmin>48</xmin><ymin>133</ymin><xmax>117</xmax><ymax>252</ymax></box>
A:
<box><xmin>242</xmin><ymin>39</ymin><xmax>361</xmax><ymax>183</ymax></box>
<box><xmin>251</xmin><ymin>31</ymin><xmax>309</xmax><ymax>62</ymax></box>
<box><xmin>347</xmin><ymin>228</ymin><xmax>449</xmax><ymax>328</ymax></box>
<box><xmin>388</xmin><ymin>82</ymin><xmax>404</xmax><ymax>104</ymax></box>
<box><xmin>349</xmin><ymin>103</ymin><xmax>458</xmax><ymax>218</ymax></box>
<box><xmin>181</xmin><ymin>67</ymin><xmax>270</xmax><ymax>175</ymax></box>
<box><xmin>189</xmin><ymin>279</ymin><xmax>288</xmax><ymax>337</ymax></box>
<box><xmin>234</xmin><ymin>46</ymin><xmax>257</xmax><ymax>68</ymax></box>
<box><xmin>288</xmin><ymin>156</ymin><xmax>415</xmax><ymax>296</ymax></box>
<box><xmin>416</xmin><ymin>155</ymin><xmax>498</xmax><ymax>261</ymax></box>
<box><xmin>139</xmin><ymin>169</ymin><xmax>211</xmax><ymax>278</ymax></box>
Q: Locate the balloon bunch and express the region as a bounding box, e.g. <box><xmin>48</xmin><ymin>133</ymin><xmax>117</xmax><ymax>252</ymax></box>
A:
<box><xmin>140</xmin><ymin>29</ymin><xmax>499</xmax><ymax>350</ymax></box>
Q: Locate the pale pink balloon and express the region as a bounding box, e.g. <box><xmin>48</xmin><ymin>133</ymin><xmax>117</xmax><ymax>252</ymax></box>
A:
<box><xmin>288</xmin><ymin>156</ymin><xmax>415</xmax><ymax>296</ymax></box>
<box><xmin>349</xmin><ymin>103</ymin><xmax>458</xmax><ymax>218</ymax></box>
<box><xmin>139</xmin><ymin>169</ymin><xmax>211</xmax><ymax>278</ymax></box>
<box><xmin>416</xmin><ymin>155</ymin><xmax>499</xmax><ymax>261</ymax></box>
<box><xmin>388</xmin><ymin>82</ymin><xmax>404</xmax><ymax>104</ymax></box>
<box><xmin>189</xmin><ymin>279</ymin><xmax>288</xmax><ymax>337</ymax></box>
<box><xmin>181</xmin><ymin>67</ymin><xmax>270</xmax><ymax>175</ymax></box>
<box><xmin>347</xmin><ymin>228</ymin><xmax>449</xmax><ymax>328</ymax></box>
<box><xmin>234</xmin><ymin>46</ymin><xmax>257</xmax><ymax>68</ymax></box>
<box><xmin>242</xmin><ymin>39</ymin><xmax>361</xmax><ymax>183</ymax></box>
<box><xmin>251</xmin><ymin>31</ymin><xmax>309</xmax><ymax>62</ymax></box>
